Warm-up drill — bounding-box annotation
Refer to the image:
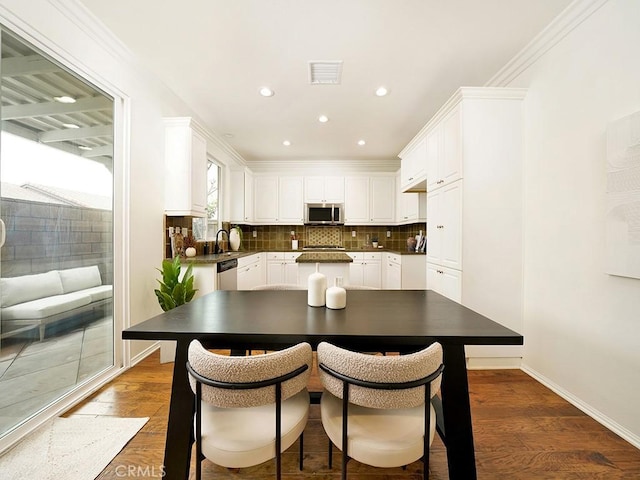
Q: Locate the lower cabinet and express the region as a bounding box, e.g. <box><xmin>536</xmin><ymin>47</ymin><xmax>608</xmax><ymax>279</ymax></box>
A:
<box><xmin>426</xmin><ymin>262</ymin><xmax>461</xmax><ymax>303</ymax></box>
<box><xmin>237</xmin><ymin>253</ymin><xmax>265</xmax><ymax>290</ymax></box>
<box><xmin>266</xmin><ymin>252</ymin><xmax>300</xmax><ymax>285</ymax></box>
<box><xmin>383</xmin><ymin>253</ymin><xmax>402</xmax><ymax>290</ymax></box>
<box><xmin>347</xmin><ymin>252</ymin><xmax>381</xmax><ymax>288</ymax></box>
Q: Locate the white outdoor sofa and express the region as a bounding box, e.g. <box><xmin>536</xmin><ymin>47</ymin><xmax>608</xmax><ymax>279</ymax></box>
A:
<box><xmin>0</xmin><ymin>265</ymin><xmax>112</xmax><ymax>341</ymax></box>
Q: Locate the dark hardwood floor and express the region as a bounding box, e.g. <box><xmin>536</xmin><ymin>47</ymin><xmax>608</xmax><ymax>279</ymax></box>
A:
<box><xmin>65</xmin><ymin>350</ymin><xmax>640</xmax><ymax>479</ymax></box>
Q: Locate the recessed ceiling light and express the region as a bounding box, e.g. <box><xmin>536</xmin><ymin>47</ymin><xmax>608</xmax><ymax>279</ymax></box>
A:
<box><xmin>54</xmin><ymin>96</ymin><xmax>76</xmax><ymax>103</ymax></box>
<box><xmin>78</xmin><ymin>145</ymin><xmax>93</xmax><ymax>151</ymax></box>
<box><xmin>318</xmin><ymin>115</ymin><xmax>329</xmax><ymax>123</ymax></box>
<box><xmin>283</xmin><ymin>140</ymin><xmax>291</xmax><ymax>146</ymax></box>
<box><xmin>259</xmin><ymin>87</ymin><xmax>275</xmax><ymax>97</ymax></box>
<box><xmin>357</xmin><ymin>140</ymin><xmax>366</xmax><ymax>146</ymax></box>
<box><xmin>375</xmin><ymin>86</ymin><xmax>388</xmax><ymax>97</ymax></box>
<box><xmin>62</xmin><ymin>123</ymin><xmax>80</xmax><ymax>129</ymax></box>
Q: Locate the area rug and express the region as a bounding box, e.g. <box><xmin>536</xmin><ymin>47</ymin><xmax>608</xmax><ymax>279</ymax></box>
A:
<box><xmin>0</xmin><ymin>416</ymin><xmax>148</xmax><ymax>480</ymax></box>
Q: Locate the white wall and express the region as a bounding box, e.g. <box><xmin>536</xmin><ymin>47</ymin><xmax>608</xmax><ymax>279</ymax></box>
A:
<box><xmin>507</xmin><ymin>0</ymin><xmax>640</xmax><ymax>444</ymax></box>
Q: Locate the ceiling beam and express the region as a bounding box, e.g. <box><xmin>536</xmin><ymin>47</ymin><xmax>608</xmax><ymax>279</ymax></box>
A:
<box><xmin>1</xmin><ymin>55</ymin><xmax>62</xmax><ymax>76</ymax></box>
<box><xmin>2</xmin><ymin>96</ymin><xmax>112</xmax><ymax>120</ymax></box>
<box><xmin>38</xmin><ymin>124</ymin><xmax>113</xmax><ymax>143</ymax></box>
<box><xmin>81</xmin><ymin>145</ymin><xmax>113</xmax><ymax>158</ymax></box>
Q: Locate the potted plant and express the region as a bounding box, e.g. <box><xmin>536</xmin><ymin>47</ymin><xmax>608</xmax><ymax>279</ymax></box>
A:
<box><xmin>154</xmin><ymin>256</ymin><xmax>198</xmax><ymax>311</ymax></box>
<box><xmin>229</xmin><ymin>225</ymin><xmax>242</xmax><ymax>251</ymax></box>
<box><xmin>371</xmin><ymin>236</ymin><xmax>379</xmax><ymax>248</ymax></box>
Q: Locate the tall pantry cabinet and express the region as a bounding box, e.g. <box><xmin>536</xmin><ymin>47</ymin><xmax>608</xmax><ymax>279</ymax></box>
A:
<box><xmin>413</xmin><ymin>87</ymin><xmax>526</xmax><ymax>364</ymax></box>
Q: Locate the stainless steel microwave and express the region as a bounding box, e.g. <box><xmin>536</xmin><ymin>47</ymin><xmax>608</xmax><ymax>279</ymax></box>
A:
<box><xmin>304</xmin><ymin>203</ymin><xmax>344</xmax><ymax>225</ymax></box>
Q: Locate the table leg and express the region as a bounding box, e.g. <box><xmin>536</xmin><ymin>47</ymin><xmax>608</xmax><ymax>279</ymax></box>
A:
<box><xmin>440</xmin><ymin>343</ymin><xmax>477</xmax><ymax>480</ymax></box>
<box><xmin>162</xmin><ymin>339</ymin><xmax>195</xmax><ymax>480</ymax></box>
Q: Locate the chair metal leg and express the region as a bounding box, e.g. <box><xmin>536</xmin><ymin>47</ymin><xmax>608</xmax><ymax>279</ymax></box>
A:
<box><xmin>328</xmin><ymin>440</ymin><xmax>333</xmax><ymax>468</ymax></box>
<box><xmin>299</xmin><ymin>432</ymin><xmax>304</xmax><ymax>470</ymax></box>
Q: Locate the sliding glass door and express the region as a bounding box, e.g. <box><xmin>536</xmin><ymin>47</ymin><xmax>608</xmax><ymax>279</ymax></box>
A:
<box><xmin>0</xmin><ymin>27</ymin><xmax>114</xmax><ymax>439</ymax></box>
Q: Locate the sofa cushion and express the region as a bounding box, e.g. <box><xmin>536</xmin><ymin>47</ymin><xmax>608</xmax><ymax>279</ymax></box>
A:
<box><xmin>1</xmin><ymin>292</ymin><xmax>92</xmax><ymax>320</ymax></box>
<box><xmin>81</xmin><ymin>285</ymin><xmax>113</xmax><ymax>302</ymax></box>
<box><xmin>0</xmin><ymin>271</ymin><xmax>64</xmax><ymax>308</ymax></box>
<box><xmin>58</xmin><ymin>266</ymin><xmax>102</xmax><ymax>294</ymax></box>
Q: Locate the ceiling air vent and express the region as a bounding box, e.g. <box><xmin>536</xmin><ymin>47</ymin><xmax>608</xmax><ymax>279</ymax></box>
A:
<box><xmin>308</xmin><ymin>61</ymin><xmax>343</xmax><ymax>85</ymax></box>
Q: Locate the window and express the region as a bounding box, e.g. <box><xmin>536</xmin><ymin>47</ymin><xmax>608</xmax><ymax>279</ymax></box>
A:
<box><xmin>193</xmin><ymin>158</ymin><xmax>220</xmax><ymax>240</ymax></box>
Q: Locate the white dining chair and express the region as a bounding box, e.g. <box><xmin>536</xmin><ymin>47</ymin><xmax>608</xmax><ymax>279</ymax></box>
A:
<box><xmin>187</xmin><ymin>340</ymin><xmax>313</xmax><ymax>480</ymax></box>
<box><xmin>317</xmin><ymin>341</ymin><xmax>444</xmax><ymax>480</ymax></box>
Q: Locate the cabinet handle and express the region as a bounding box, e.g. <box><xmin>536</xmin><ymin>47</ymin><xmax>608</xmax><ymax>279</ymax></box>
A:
<box><xmin>409</xmin><ymin>177</ymin><xmax>414</xmax><ymax>181</ymax></box>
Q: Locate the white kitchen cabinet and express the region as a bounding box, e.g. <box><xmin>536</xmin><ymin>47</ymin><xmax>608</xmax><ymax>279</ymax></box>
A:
<box><xmin>400</xmin><ymin>254</ymin><xmax>426</xmax><ymax>289</ymax></box>
<box><xmin>229</xmin><ymin>169</ymin><xmax>254</xmax><ymax>223</ymax></box>
<box><xmin>426</xmin><ymin>262</ymin><xmax>461</xmax><ymax>303</ymax></box>
<box><xmin>396</xmin><ymin>171</ymin><xmax>426</xmax><ymax>224</ymax></box>
<box><xmin>347</xmin><ymin>252</ymin><xmax>381</xmax><ymax>288</ymax></box>
<box><xmin>400</xmin><ymin>136</ymin><xmax>427</xmax><ymax>192</ymax></box>
<box><xmin>278</xmin><ymin>177</ymin><xmax>304</xmax><ymax>223</ymax></box>
<box><xmin>426</xmin><ymin>180</ymin><xmax>462</xmax><ymax>271</ymax></box>
<box><xmin>344</xmin><ymin>175</ymin><xmax>395</xmax><ymax>225</ymax></box>
<box><xmin>423</xmin><ymin>87</ymin><xmax>525</xmax><ymax>364</ymax></box>
<box><xmin>426</xmin><ymin>105</ymin><xmax>462</xmax><ymax>192</ymax></box>
<box><xmin>382</xmin><ymin>252</ymin><xmax>402</xmax><ymax>290</ymax></box>
<box><xmin>370</xmin><ymin>176</ymin><xmax>395</xmax><ymax>223</ymax></box>
<box><xmin>253</xmin><ymin>176</ymin><xmax>304</xmax><ymax>224</ymax></box>
<box><xmin>253</xmin><ymin>176</ymin><xmax>279</xmax><ymax>223</ymax></box>
<box><xmin>164</xmin><ymin>117</ymin><xmax>208</xmax><ymax>217</ymax></box>
<box><xmin>266</xmin><ymin>252</ymin><xmax>300</xmax><ymax>284</ymax></box>
<box><xmin>237</xmin><ymin>253</ymin><xmax>264</xmax><ymax>290</ymax></box>
<box><xmin>304</xmin><ymin>176</ymin><xmax>344</xmax><ymax>203</ymax></box>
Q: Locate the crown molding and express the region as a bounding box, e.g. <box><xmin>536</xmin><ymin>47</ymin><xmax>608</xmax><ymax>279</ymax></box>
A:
<box><xmin>246</xmin><ymin>159</ymin><xmax>399</xmax><ymax>174</ymax></box>
<box><xmin>486</xmin><ymin>0</ymin><xmax>610</xmax><ymax>87</ymax></box>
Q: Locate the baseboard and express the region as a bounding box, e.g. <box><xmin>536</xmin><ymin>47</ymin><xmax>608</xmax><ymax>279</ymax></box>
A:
<box><xmin>521</xmin><ymin>364</ymin><xmax>640</xmax><ymax>449</ymax></box>
<box><xmin>130</xmin><ymin>342</ymin><xmax>160</xmax><ymax>366</ymax></box>
<box><xmin>466</xmin><ymin>356</ymin><xmax>522</xmax><ymax>370</ymax></box>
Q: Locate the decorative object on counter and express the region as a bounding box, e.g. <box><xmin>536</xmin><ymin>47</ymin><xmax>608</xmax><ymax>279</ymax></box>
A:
<box><xmin>183</xmin><ymin>235</ymin><xmax>197</xmax><ymax>257</ymax></box>
<box><xmin>326</xmin><ymin>276</ymin><xmax>346</xmax><ymax>310</ymax></box>
<box><xmin>291</xmin><ymin>230</ymin><xmax>298</xmax><ymax>250</ymax></box>
<box><xmin>229</xmin><ymin>226</ymin><xmax>242</xmax><ymax>251</ymax></box>
<box><xmin>203</xmin><ymin>242</ymin><xmax>210</xmax><ymax>255</ymax></box>
<box><xmin>417</xmin><ymin>235</ymin><xmax>426</xmax><ymax>253</ymax></box>
<box><xmin>414</xmin><ymin>230</ymin><xmax>423</xmax><ymax>253</ymax></box>
<box><xmin>371</xmin><ymin>236</ymin><xmax>379</xmax><ymax>248</ymax></box>
<box><xmin>407</xmin><ymin>235</ymin><xmax>417</xmax><ymax>252</ymax></box>
<box><xmin>307</xmin><ymin>263</ymin><xmax>327</xmax><ymax>307</ymax></box>
<box><xmin>173</xmin><ymin>227</ymin><xmax>185</xmax><ymax>257</ymax></box>
<box><xmin>154</xmin><ymin>256</ymin><xmax>197</xmax><ymax>312</ymax></box>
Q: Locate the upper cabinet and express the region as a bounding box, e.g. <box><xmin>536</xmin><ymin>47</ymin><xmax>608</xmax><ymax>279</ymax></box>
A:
<box><xmin>399</xmin><ymin>136</ymin><xmax>427</xmax><ymax>192</ymax></box>
<box><xmin>396</xmin><ymin>171</ymin><xmax>426</xmax><ymax>224</ymax></box>
<box><xmin>253</xmin><ymin>175</ymin><xmax>304</xmax><ymax>224</ymax></box>
<box><xmin>229</xmin><ymin>169</ymin><xmax>254</xmax><ymax>223</ymax></box>
<box><xmin>304</xmin><ymin>176</ymin><xmax>344</xmax><ymax>203</ymax></box>
<box><xmin>164</xmin><ymin>117</ymin><xmax>208</xmax><ymax>217</ymax></box>
<box><xmin>426</xmin><ymin>105</ymin><xmax>462</xmax><ymax>192</ymax></box>
<box><xmin>344</xmin><ymin>175</ymin><xmax>395</xmax><ymax>225</ymax></box>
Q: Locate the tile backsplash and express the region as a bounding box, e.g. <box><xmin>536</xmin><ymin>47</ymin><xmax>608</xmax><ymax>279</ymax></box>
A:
<box><xmin>165</xmin><ymin>216</ymin><xmax>426</xmax><ymax>255</ymax></box>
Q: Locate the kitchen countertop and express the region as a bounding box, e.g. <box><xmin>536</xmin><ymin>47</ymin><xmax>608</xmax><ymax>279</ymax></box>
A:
<box><xmin>295</xmin><ymin>252</ymin><xmax>353</xmax><ymax>263</ymax></box>
<box><xmin>177</xmin><ymin>248</ymin><xmax>425</xmax><ymax>265</ymax></box>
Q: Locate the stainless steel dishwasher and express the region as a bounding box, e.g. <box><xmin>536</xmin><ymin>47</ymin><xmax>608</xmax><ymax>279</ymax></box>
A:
<box><xmin>216</xmin><ymin>258</ymin><xmax>238</xmax><ymax>290</ymax></box>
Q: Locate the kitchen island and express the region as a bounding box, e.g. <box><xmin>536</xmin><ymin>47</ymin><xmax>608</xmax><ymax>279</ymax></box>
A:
<box><xmin>296</xmin><ymin>251</ymin><xmax>352</xmax><ymax>286</ymax></box>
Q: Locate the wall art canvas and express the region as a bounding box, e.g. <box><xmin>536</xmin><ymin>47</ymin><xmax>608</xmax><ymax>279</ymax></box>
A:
<box><xmin>606</xmin><ymin>110</ymin><xmax>640</xmax><ymax>279</ymax></box>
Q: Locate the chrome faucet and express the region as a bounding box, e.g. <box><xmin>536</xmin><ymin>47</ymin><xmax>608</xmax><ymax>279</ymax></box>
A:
<box><xmin>214</xmin><ymin>229</ymin><xmax>229</xmax><ymax>254</ymax></box>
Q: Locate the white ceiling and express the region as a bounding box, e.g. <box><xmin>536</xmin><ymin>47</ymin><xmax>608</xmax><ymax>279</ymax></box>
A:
<box><xmin>79</xmin><ymin>0</ymin><xmax>572</xmax><ymax>163</ymax></box>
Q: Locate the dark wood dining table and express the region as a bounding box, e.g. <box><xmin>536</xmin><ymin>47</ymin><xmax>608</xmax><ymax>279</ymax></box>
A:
<box><xmin>123</xmin><ymin>289</ymin><xmax>523</xmax><ymax>480</ymax></box>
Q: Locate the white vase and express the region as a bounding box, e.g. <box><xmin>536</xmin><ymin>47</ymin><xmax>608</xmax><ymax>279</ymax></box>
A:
<box><xmin>326</xmin><ymin>277</ymin><xmax>347</xmax><ymax>310</ymax></box>
<box><xmin>307</xmin><ymin>263</ymin><xmax>326</xmax><ymax>307</ymax></box>
<box><xmin>185</xmin><ymin>246</ymin><xmax>196</xmax><ymax>257</ymax></box>
<box><xmin>229</xmin><ymin>228</ymin><xmax>241</xmax><ymax>251</ymax></box>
